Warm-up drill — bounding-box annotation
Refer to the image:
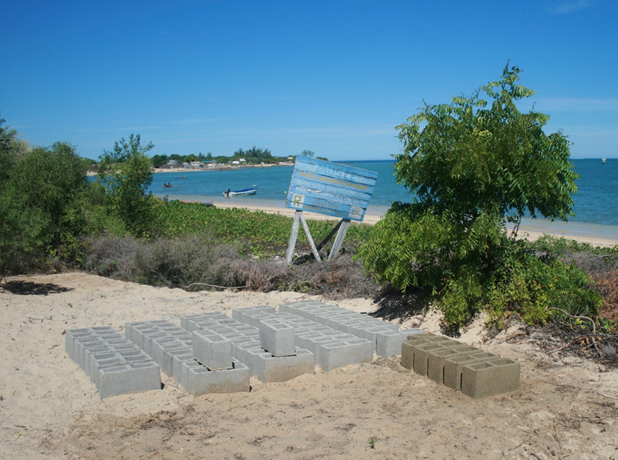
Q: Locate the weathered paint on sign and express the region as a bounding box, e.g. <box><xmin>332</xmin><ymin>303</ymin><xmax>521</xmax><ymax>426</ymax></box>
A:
<box><xmin>286</xmin><ymin>156</ymin><xmax>378</xmax><ymax>221</ymax></box>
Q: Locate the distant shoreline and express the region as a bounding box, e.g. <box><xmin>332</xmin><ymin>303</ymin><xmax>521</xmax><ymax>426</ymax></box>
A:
<box><xmin>86</xmin><ymin>163</ymin><xmax>294</xmax><ymax>177</ymax></box>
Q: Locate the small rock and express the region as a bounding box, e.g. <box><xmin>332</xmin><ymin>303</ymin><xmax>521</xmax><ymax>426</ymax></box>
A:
<box><xmin>601</xmin><ymin>343</ymin><xmax>616</xmax><ymax>359</ymax></box>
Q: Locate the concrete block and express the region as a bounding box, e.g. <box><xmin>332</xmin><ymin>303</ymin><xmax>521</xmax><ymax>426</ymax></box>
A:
<box><xmin>88</xmin><ymin>352</ymin><xmax>119</xmax><ymax>382</ymax></box>
<box><xmin>97</xmin><ymin>361</ymin><xmax>161</xmax><ymax>398</ymax></box>
<box><xmin>232</xmin><ymin>305</ymin><xmax>276</xmax><ymax>327</ymax></box>
<box><xmin>160</xmin><ymin>342</ymin><xmax>191</xmax><ymax>376</ymax></box>
<box><xmin>426</xmin><ymin>344</ymin><xmax>478</xmax><ymax>383</ymax></box>
<box><xmin>412</xmin><ymin>340</ymin><xmax>462</xmax><ymax>376</ymax></box>
<box><xmin>401</xmin><ymin>340</ymin><xmax>415</xmax><ymax>370</ymax></box>
<box><xmin>184</xmin><ymin>360</ymin><xmax>250</xmax><ymax>396</ymax></box>
<box><xmin>461</xmin><ymin>358</ymin><xmax>521</xmax><ymax>398</ymax></box>
<box><xmin>442</xmin><ymin>352</ymin><xmax>497</xmax><ymax>390</ymax></box>
<box><xmin>65</xmin><ymin>329</ymin><xmax>92</xmax><ymax>360</ymax></box>
<box><xmin>259</xmin><ymin>319</ymin><xmax>296</xmax><ymax>357</ymax></box>
<box><xmin>192</xmin><ymin>330</ymin><xmax>233</xmax><ymax>371</ymax></box>
<box><xmin>376</xmin><ymin>329</ymin><xmax>426</xmax><ymax>357</ymax></box>
<box><xmin>316</xmin><ymin>339</ymin><xmax>373</xmax><ymax>372</ymax></box>
<box><xmin>150</xmin><ymin>337</ymin><xmax>180</xmax><ymax>365</ymax></box>
<box><xmin>253</xmin><ymin>347</ymin><xmax>314</xmax><ymax>382</ymax></box>
<box><xmin>172</xmin><ymin>350</ymin><xmax>195</xmax><ymax>382</ymax></box>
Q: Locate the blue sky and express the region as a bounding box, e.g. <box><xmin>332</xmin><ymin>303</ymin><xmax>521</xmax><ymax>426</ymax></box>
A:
<box><xmin>1</xmin><ymin>0</ymin><xmax>617</xmax><ymax>160</ymax></box>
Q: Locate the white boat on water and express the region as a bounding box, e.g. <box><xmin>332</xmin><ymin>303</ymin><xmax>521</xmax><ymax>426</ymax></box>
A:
<box><xmin>223</xmin><ymin>187</ymin><xmax>258</xmax><ymax>197</ymax></box>
<box><xmin>602</xmin><ymin>158</ymin><xmax>607</xmax><ymax>164</ymax></box>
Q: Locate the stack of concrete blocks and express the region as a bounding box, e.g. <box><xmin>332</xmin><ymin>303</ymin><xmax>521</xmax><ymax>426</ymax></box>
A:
<box><xmin>401</xmin><ymin>333</ymin><xmax>520</xmax><ymax>399</ymax></box>
<box><xmin>181</xmin><ymin>310</ymin><xmax>314</xmax><ymax>383</ymax></box>
<box><xmin>279</xmin><ymin>300</ymin><xmax>426</xmax><ymax>357</ymax></box>
<box><xmin>65</xmin><ymin>327</ymin><xmax>161</xmax><ymax>398</ymax></box>
<box><xmin>125</xmin><ymin>318</ymin><xmax>250</xmax><ymax>395</ymax></box>
<box><xmin>232</xmin><ymin>306</ymin><xmax>375</xmax><ymax>372</ymax></box>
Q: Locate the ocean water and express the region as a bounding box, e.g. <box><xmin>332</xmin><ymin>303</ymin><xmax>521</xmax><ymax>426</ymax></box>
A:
<box><xmin>147</xmin><ymin>159</ymin><xmax>618</xmax><ymax>238</ymax></box>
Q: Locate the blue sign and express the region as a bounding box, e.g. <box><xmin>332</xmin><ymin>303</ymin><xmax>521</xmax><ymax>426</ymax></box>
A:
<box><xmin>286</xmin><ymin>156</ymin><xmax>378</xmax><ymax>221</ymax></box>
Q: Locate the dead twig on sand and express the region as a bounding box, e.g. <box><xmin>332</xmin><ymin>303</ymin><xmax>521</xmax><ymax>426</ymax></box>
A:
<box><xmin>183</xmin><ymin>283</ymin><xmax>248</xmax><ymax>291</ymax></box>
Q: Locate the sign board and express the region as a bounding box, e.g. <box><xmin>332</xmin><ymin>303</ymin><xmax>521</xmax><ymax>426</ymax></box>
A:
<box><xmin>286</xmin><ymin>156</ymin><xmax>378</xmax><ymax>222</ymax></box>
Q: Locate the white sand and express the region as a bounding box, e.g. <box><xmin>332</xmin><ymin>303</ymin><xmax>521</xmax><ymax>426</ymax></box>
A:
<box><xmin>1</xmin><ymin>273</ymin><xmax>617</xmax><ymax>459</ymax></box>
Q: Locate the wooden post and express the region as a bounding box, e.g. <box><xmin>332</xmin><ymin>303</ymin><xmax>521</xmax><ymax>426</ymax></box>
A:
<box><xmin>328</xmin><ymin>219</ymin><xmax>351</xmax><ymax>261</ymax></box>
<box><xmin>316</xmin><ymin>220</ymin><xmax>343</xmax><ymax>252</ymax></box>
<box><xmin>285</xmin><ymin>211</ymin><xmax>301</xmax><ymax>265</ymax></box>
<box><xmin>299</xmin><ymin>212</ymin><xmax>321</xmax><ymax>262</ymax></box>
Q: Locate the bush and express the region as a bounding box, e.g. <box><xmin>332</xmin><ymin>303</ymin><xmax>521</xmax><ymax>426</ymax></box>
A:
<box><xmin>357</xmin><ymin>66</ymin><xmax>600</xmax><ymax>329</ymax></box>
<box><xmin>133</xmin><ymin>233</ymin><xmax>240</xmax><ymax>288</ymax></box>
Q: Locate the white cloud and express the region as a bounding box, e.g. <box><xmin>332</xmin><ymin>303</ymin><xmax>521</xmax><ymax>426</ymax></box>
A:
<box><xmin>549</xmin><ymin>0</ymin><xmax>596</xmax><ymax>14</ymax></box>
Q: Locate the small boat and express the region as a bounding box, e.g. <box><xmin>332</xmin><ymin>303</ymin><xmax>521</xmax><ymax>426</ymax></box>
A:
<box><xmin>223</xmin><ymin>187</ymin><xmax>257</xmax><ymax>197</ymax></box>
<box><xmin>602</xmin><ymin>158</ymin><xmax>607</xmax><ymax>164</ymax></box>
<box><xmin>176</xmin><ymin>175</ymin><xmax>187</xmax><ymax>179</ymax></box>
<box><xmin>163</xmin><ymin>182</ymin><xmax>172</xmax><ymax>188</ymax></box>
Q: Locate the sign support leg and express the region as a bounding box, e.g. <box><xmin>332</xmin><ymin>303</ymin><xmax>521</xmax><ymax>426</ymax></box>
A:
<box><xmin>285</xmin><ymin>211</ymin><xmax>301</xmax><ymax>265</ymax></box>
<box><xmin>328</xmin><ymin>219</ymin><xmax>351</xmax><ymax>261</ymax></box>
<box><xmin>316</xmin><ymin>220</ymin><xmax>343</xmax><ymax>252</ymax></box>
<box><xmin>299</xmin><ymin>212</ymin><xmax>321</xmax><ymax>262</ymax></box>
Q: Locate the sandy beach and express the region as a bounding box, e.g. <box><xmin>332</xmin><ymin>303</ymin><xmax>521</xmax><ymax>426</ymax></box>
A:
<box><xmin>1</xmin><ymin>272</ymin><xmax>617</xmax><ymax>459</ymax></box>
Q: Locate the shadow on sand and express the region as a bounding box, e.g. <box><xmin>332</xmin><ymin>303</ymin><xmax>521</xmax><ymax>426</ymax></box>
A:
<box><xmin>1</xmin><ymin>281</ymin><xmax>73</xmax><ymax>296</ymax></box>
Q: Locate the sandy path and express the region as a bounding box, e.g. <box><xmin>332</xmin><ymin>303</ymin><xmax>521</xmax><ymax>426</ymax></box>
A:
<box><xmin>1</xmin><ymin>273</ymin><xmax>617</xmax><ymax>459</ymax></box>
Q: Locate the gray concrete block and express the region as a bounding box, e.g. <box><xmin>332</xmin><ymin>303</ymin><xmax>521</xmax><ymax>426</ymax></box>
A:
<box><xmin>150</xmin><ymin>337</ymin><xmax>181</xmax><ymax>365</ymax></box>
<box><xmin>253</xmin><ymin>348</ymin><xmax>314</xmax><ymax>383</ymax></box>
<box><xmin>184</xmin><ymin>360</ymin><xmax>250</xmax><ymax>396</ymax></box>
<box><xmin>232</xmin><ymin>305</ymin><xmax>276</xmax><ymax>327</ymax></box>
<box><xmin>316</xmin><ymin>339</ymin><xmax>374</xmax><ymax>372</ymax></box>
<box><xmin>192</xmin><ymin>330</ymin><xmax>233</xmax><ymax>370</ymax></box>
<box><xmin>89</xmin><ymin>352</ymin><xmax>119</xmax><ymax>382</ymax></box>
<box><xmin>259</xmin><ymin>319</ymin><xmax>296</xmax><ymax>357</ymax></box>
<box><xmin>461</xmin><ymin>358</ymin><xmax>521</xmax><ymax>398</ymax></box>
<box><xmin>97</xmin><ymin>361</ymin><xmax>161</xmax><ymax>398</ymax></box>
<box><xmin>172</xmin><ymin>350</ymin><xmax>195</xmax><ymax>382</ymax></box>
<box><xmin>65</xmin><ymin>329</ymin><xmax>92</xmax><ymax>360</ymax></box>
<box><xmin>376</xmin><ymin>329</ymin><xmax>426</xmax><ymax>357</ymax></box>
<box><xmin>160</xmin><ymin>342</ymin><xmax>191</xmax><ymax>376</ymax></box>
<box><xmin>180</xmin><ymin>359</ymin><xmax>203</xmax><ymax>389</ymax></box>
<box><xmin>84</xmin><ymin>345</ymin><xmax>111</xmax><ymax>377</ymax></box>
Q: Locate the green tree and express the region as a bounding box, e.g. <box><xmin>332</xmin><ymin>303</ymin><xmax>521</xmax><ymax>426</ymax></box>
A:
<box><xmin>1</xmin><ymin>134</ymin><xmax>90</xmax><ymax>274</ymax></box>
<box><xmin>98</xmin><ymin>134</ymin><xmax>158</xmax><ymax>238</ymax></box>
<box><xmin>357</xmin><ymin>66</ymin><xmax>600</xmax><ymax>328</ymax></box>
<box><xmin>151</xmin><ymin>154</ymin><xmax>169</xmax><ymax>168</ymax></box>
<box><xmin>0</xmin><ymin>118</ymin><xmax>20</xmax><ymax>183</ymax></box>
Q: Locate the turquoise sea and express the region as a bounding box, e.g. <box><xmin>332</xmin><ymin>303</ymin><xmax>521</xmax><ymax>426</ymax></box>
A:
<box><xmin>147</xmin><ymin>159</ymin><xmax>618</xmax><ymax>241</ymax></box>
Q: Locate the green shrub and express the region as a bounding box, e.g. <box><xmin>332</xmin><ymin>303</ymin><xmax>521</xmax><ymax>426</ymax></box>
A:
<box><xmin>356</xmin><ymin>66</ymin><xmax>601</xmax><ymax>329</ymax></box>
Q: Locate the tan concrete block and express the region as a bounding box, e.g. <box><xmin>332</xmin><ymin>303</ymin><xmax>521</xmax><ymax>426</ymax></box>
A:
<box><xmin>401</xmin><ymin>341</ymin><xmax>415</xmax><ymax>370</ymax></box>
<box><xmin>401</xmin><ymin>334</ymin><xmax>442</xmax><ymax>370</ymax></box>
<box><xmin>426</xmin><ymin>344</ymin><xmax>478</xmax><ymax>383</ymax></box>
<box><xmin>412</xmin><ymin>339</ymin><xmax>462</xmax><ymax>376</ymax></box>
<box><xmin>442</xmin><ymin>352</ymin><xmax>496</xmax><ymax>389</ymax></box>
<box><xmin>461</xmin><ymin>358</ymin><xmax>520</xmax><ymax>399</ymax></box>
